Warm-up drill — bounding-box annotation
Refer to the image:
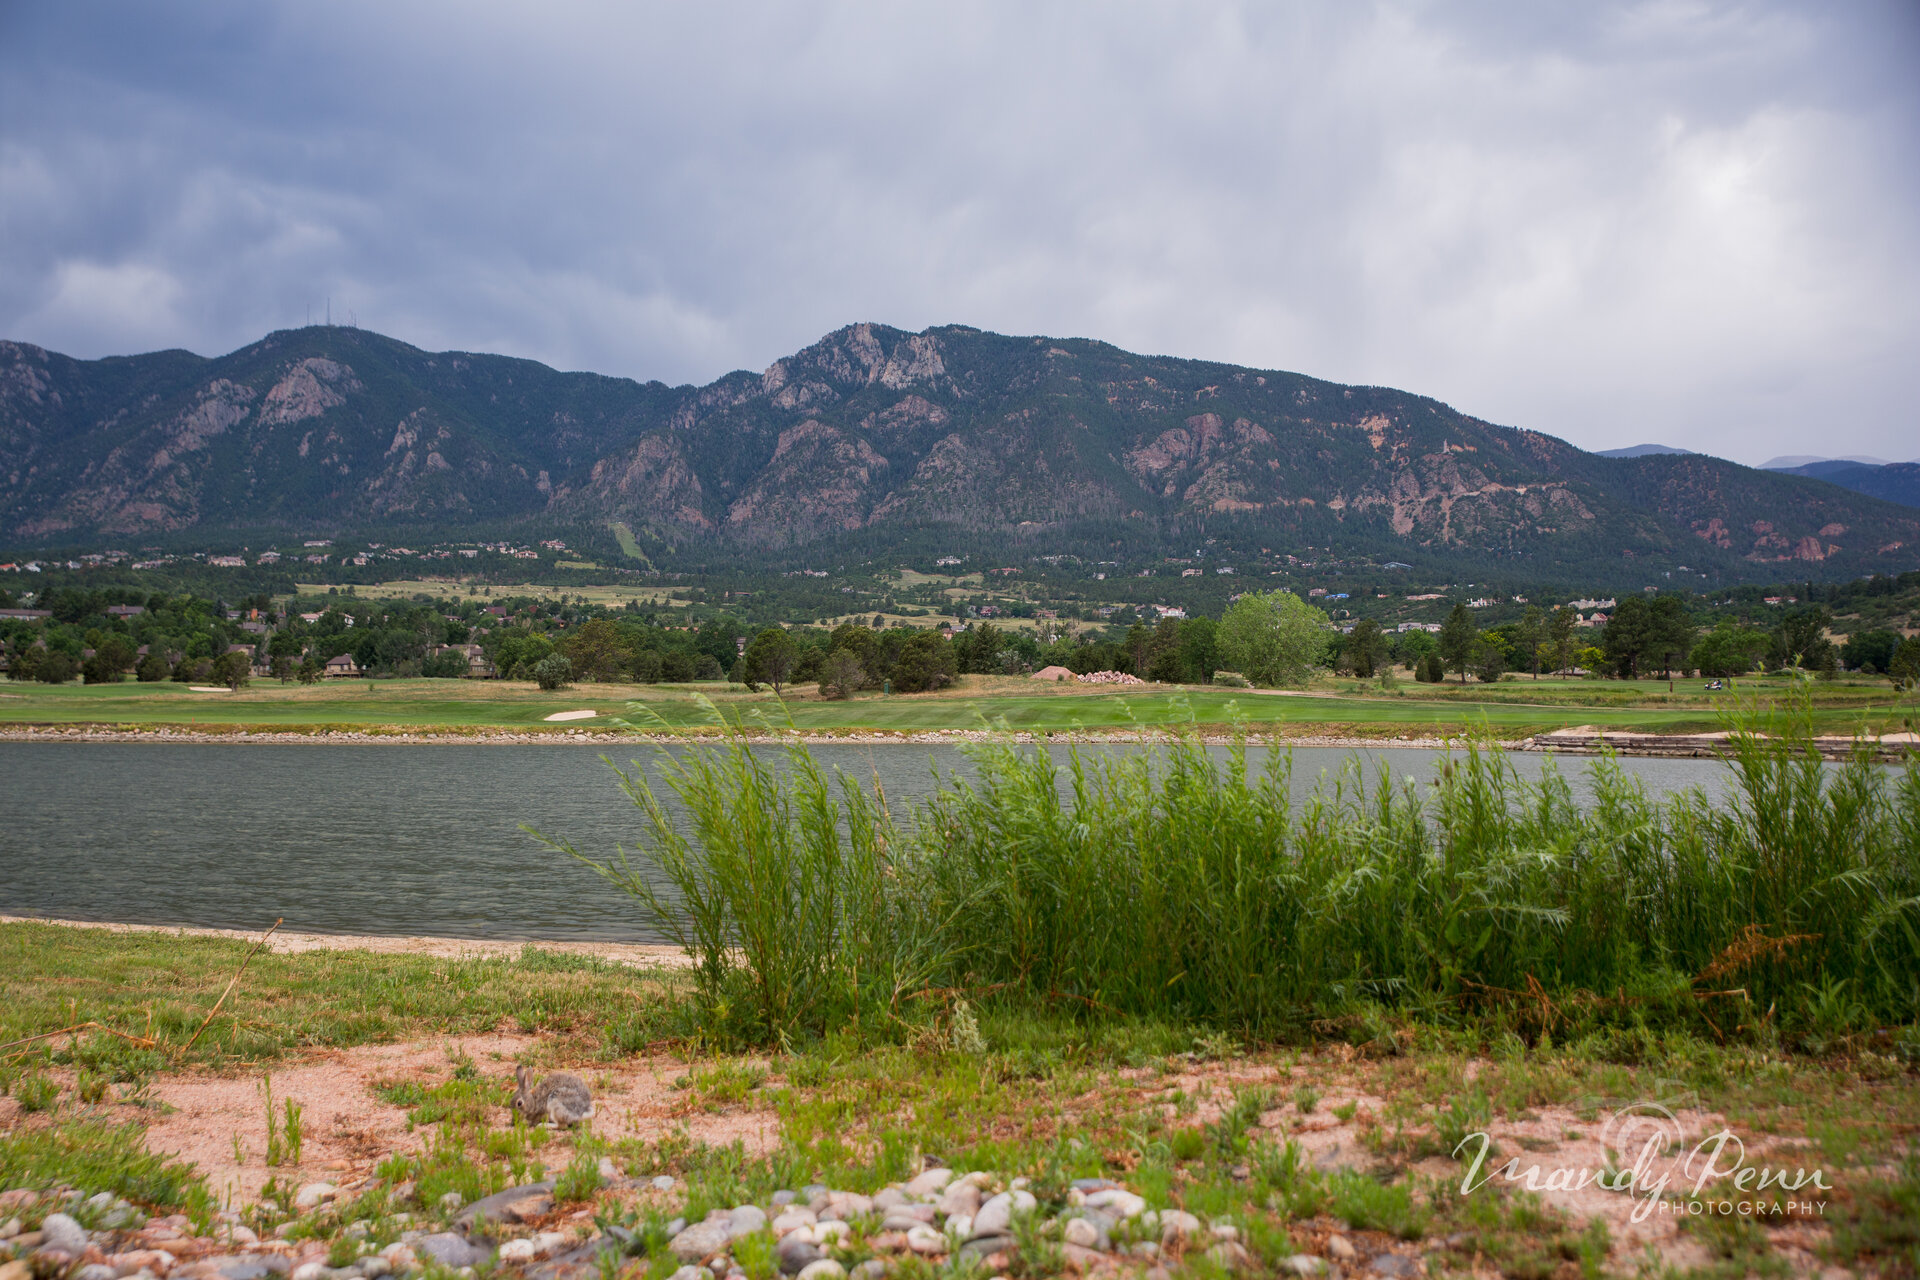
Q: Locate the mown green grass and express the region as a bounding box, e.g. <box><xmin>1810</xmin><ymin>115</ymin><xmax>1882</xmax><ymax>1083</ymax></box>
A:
<box><xmin>4</xmin><ymin>672</ymin><xmax>1910</xmax><ymax>736</ymax></box>
<box><xmin>0</xmin><ymin>926</ymin><xmax>674</xmax><ymax>1074</ymax></box>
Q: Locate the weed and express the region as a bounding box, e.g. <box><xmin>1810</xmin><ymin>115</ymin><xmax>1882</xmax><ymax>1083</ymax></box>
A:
<box><xmin>540</xmin><ymin>696</ymin><xmax>1920</xmax><ymax>1049</ymax></box>
<box><xmin>1331</xmin><ymin>1101</ymin><xmax>1358</xmax><ymax>1123</ymax></box>
<box><xmin>1292</xmin><ymin>1085</ymin><xmax>1320</xmax><ymax>1115</ymax></box>
<box><xmin>14</xmin><ymin>1072</ymin><xmax>58</xmax><ymax>1113</ymax></box>
<box><xmin>555</xmin><ymin>1151</ymin><xmax>603</xmax><ymax>1203</ymax></box>
<box><xmin>1327</xmin><ymin>1170</ymin><xmax>1426</xmax><ymax>1239</ymax></box>
<box><xmin>0</xmin><ymin>1120</ymin><xmax>211</xmax><ymax>1213</ymax></box>
<box><xmin>282</xmin><ymin>1098</ymin><xmax>304</xmax><ymax>1166</ymax></box>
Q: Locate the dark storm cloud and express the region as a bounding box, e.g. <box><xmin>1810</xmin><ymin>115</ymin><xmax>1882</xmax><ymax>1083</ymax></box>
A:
<box><xmin>3</xmin><ymin>2</ymin><xmax>1916</xmax><ymax>463</ymax></box>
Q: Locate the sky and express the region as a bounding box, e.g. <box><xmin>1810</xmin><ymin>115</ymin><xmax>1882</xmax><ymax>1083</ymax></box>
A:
<box><xmin>3</xmin><ymin>2</ymin><xmax>1917</xmax><ymax>466</ymax></box>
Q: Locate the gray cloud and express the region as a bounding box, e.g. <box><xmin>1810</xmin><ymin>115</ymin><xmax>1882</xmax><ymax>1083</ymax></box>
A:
<box><xmin>3</xmin><ymin>1</ymin><xmax>1916</xmax><ymax>463</ymax></box>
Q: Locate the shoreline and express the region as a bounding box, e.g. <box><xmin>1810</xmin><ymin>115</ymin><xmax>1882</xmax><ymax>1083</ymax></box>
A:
<box><xmin>1</xmin><ymin>721</ymin><xmax>1915</xmax><ymax>759</ymax></box>
<box><xmin>0</xmin><ymin>913</ymin><xmax>694</xmax><ymax>967</ymax></box>
<box><xmin>0</xmin><ymin>722</ymin><xmax>1469</xmax><ymax>749</ymax></box>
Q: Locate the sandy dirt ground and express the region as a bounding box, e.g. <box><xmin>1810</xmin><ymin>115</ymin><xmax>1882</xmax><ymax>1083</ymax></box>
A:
<box><xmin>0</xmin><ymin>1035</ymin><xmax>778</xmax><ymax>1206</ymax></box>
<box><xmin>0</xmin><ymin>1033</ymin><xmax>1856</xmax><ymax>1273</ymax></box>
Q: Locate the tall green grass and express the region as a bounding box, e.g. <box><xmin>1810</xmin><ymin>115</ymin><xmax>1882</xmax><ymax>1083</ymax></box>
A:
<box><xmin>538</xmin><ymin>696</ymin><xmax>1920</xmax><ymax>1048</ymax></box>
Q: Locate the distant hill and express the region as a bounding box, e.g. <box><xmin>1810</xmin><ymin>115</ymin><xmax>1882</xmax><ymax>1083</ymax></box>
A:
<box><xmin>1762</xmin><ymin>459</ymin><xmax>1920</xmax><ymax>511</ymax></box>
<box><xmin>1596</xmin><ymin>443</ymin><xmax>1693</xmax><ymax>458</ymax></box>
<box><xmin>4</xmin><ymin>323</ymin><xmax>1918</xmax><ymax>581</ymax></box>
<box><xmin>1762</xmin><ymin>455</ymin><xmax>1895</xmax><ymax>469</ymax></box>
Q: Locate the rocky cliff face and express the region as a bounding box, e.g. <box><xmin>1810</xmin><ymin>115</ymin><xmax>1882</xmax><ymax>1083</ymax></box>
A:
<box><xmin>3</xmin><ymin>322</ymin><xmax>1917</xmax><ymax>577</ymax></box>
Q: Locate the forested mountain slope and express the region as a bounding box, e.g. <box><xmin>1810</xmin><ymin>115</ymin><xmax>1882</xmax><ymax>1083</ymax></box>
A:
<box><xmin>4</xmin><ymin>323</ymin><xmax>1916</xmax><ymax>579</ymax></box>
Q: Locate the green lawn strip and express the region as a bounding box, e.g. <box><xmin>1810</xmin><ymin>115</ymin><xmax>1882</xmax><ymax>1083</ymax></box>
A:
<box><xmin>0</xmin><ymin>924</ymin><xmax>677</xmax><ymax>1074</ymax></box>
<box><xmin>5</xmin><ymin>676</ymin><xmax>1907</xmax><ymax>736</ymax></box>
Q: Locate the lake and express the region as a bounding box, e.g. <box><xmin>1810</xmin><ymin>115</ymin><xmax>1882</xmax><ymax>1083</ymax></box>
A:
<box><xmin>1</xmin><ymin>740</ymin><xmax>1789</xmax><ymax>942</ymax></box>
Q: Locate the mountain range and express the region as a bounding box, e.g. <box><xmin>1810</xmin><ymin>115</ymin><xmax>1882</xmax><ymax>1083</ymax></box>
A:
<box><xmin>3</xmin><ymin>322</ymin><xmax>1917</xmax><ymax>581</ymax></box>
<box><xmin>1759</xmin><ymin>458</ymin><xmax>1920</xmax><ymax>512</ymax></box>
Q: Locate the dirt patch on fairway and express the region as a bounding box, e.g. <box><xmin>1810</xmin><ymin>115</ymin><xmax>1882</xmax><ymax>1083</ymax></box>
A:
<box><xmin>4</xmin><ymin>1037</ymin><xmax>780</xmax><ymax>1206</ymax></box>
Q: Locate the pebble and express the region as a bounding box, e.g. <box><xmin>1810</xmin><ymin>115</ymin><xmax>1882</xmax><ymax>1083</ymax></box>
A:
<box><xmin>969</xmin><ymin>1190</ymin><xmax>1035</xmax><ymax>1238</ymax></box>
<box><xmin>652</xmin><ymin>1177</ymin><xmax>678</xmax><ymax>1193</ymax></box>
<box><xmin>726</xmin><ymin>1206</ymin><xmax>767</xmax><ymax>1240</ymax></box>
<box><xmin>852</xmin><ymin>1264</ymin><xmax>887</xmax><ymax>1280</ymax></box>
<box><xmin>1368</xmin><ymin>1257</ymin><xmax>1418</xmax><ymax>1278</ymax></box>
<box><xmin>669</xmin><ymin>1221</ymin><xmax>733</xmax><ymax>1262</ymax></box>
<box><xmin>1062</xmin><ymin>1243</ymin><xmax>1108</xmax><ymax>1271</ymax></box>
<box><xmin>0</xmin><ymin>1219</ymin><xmax>17</xmax><ymax>1241</ymax></box>
<box><xmin>1130</xmin><ymin>1242</ymin><xmax>1160</xmax><ymax>1260</ymax></box>
<box><xmin>1326</xmin><ymin>1235</ymin><xmax>1357</xmax><ymax>1262</ymax></box>
<box><xmin>377</xmin><ymin>1246</ymin><xmax>415</xmax><ymax>1272</ymax></box>
<box><xmin>1158</xmin><ymin>1210</ymin><xmax>1200</xmax><ymax>1244</ymax></box>
<box><xmin>668</xmin><ymin>1269</ymin><xmax>704</xmax><ymax>1280</ymax></box>
<box><xmin>904</xmin><ymin>1226</ymin><xmax>945</xmax><ymax>1255</ymax></box>
<box><xmin>956</xmin><ymin>1235</ymin><xmax>1013</xmax><ymax>1264</ymax></box>
<box><xmin>437</xmin><ymin>1193</ymin><xmax>464</xmax><ymax>1212</ymax></box>
<box><xmin>943</xmin><ymin>1215</ymin><xmax>972</xmax><ymax>1241</ymax></box>
<box><xmin>812</xmin><ymin>1222</ymin><xmax>850</xmax><ymax>1244</ymax></box>
<box><xmin>39</xmin><ymin>1214</ymin><xmax>89</xmax><ymax>1256</ymax></box>
<box><xmin>1062</xmin><ymin>1219</ymin><xmax>1101</xmax><ymax>1250</ymax></box>
<box><xmin>869</xmin><ymin>1190</ymin><xmax>907</xmax><ymax>1213</ymax></box>
<box><xmin>774</xmin><ymin>1235</ymin><xmax>820</xmax><ymax>1275</ymax></box>
<box><xmin>289</xmin><ymin>1265</ymin><xmax>330</xmax><ymax>1280</ymax></box>
<box><xmin>355</xmin><ymin>1258</ymin><xmax>391</xmax><ymax>1278</ymax></box>
<box><xmin>413</xmin><ymin>1234</ymin><xmax>489</xmax><ymax>1269</ymax></box>
<box><xmin>771</xmin><ymin>1210</ymin><xmax>816</xmax><ymax>1237</ymax></box>
<box><xmin>933</xmin><ymin>1186</ymin><xmax>981</xmax><ymax>1220</ymax></box>
<box><xmin>293</xmin><ymin>1186</ymin><xmax>337</xmax><ymax>1213</ymax></box>
<box><xmin>1280</xmin><ymin>1258</ymin><xmax>1328</xmax><ymax>1277</ymax></box>
<box><xmin>770</xmin><ymin>1192</ymin><xmax>796</xmax><ymax>1208</ymax></box>
<box><xmin>902</xmin><ymin>1169</ymin><xmax>952</xmax><ymax>1198</ymax></box>
<box><xmin>795</xmin><ymin>1263</ymin><xmax>845</xmax><ymax>1280</ymax></box>
<box><xmin>1081</xmin><ymin>1189</ymin><xmax>1145</xmax><ymax>1219</ymax></box>
<box><xmin>76</xmin><ymin>1266</ymin><xmax>119</xmax><ymax>1280</ymax></box>
<box><xmin>597</xmin><ymin>1158</ymin><xmax>620</xmax><ymax>1183</ymax></box>
<box><xmin>1209</xmin><ymin>1223</ymin><xmax>1239</xmax><ymax>1242</ymax></box>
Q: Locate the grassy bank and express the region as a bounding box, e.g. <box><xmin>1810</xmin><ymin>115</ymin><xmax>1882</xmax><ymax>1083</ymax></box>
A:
<box><xmin>4</xmin><ymin>931</ymin><xmax>1918</xmax><ymax>1275</ymax></box>
<box><xmin>0</xmin><ymin>926</ymin><xmax>669</xmax><ymax>1074</ymax></box>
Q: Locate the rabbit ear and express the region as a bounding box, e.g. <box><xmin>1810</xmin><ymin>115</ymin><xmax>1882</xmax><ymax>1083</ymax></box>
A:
<box><xmin>516</xmin><ymin>1065</ymin><xmax>529</xmax><ymax>1087</ymax></box>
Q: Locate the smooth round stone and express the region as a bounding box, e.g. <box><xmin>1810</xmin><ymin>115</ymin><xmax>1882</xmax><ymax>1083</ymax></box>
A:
<box><xmin>1062</xmin><ymin>1219</ymin><xmax>1101</xmax><ymax>1250</ymax></box>
<box><xmin>902</xmin><ymin>1169</ymin><xmax>952</xmax><ymax>1198</ymax></box>
<box><xmin>1281</xmin><ymin>1258</ymin><xmax>1329</xmax><ymax>1277</ymax></box>
<box><xmin>968</xmin><ymin>1191</ymin><xmax>1035</xmax><ymax>1239</ymax></box>
<box><xmin>38</xmin><ymin>1214</ymin><xmax>89</xmax><ymax>1256</ymax></box>
<box><xmin>775</xmin><ymin>1235</ymin><xmax>820</xmax><ymax>1275</ymax></box>
<box><xmin>1131</xmin><ymin>1242</ymin><xmax>1161</xmax><ymax>1259</ymax></box>
<box><xmin>652</xmin><ymin>1177</ymin><xmax>679</xmax><ymax>1193</ymax></box>
<box><xmin>812</xmin><ymin>1222</ymin><xmax>850</xmax><ymax>1244</ymax></box>
<box><xmin>727</xmin><ymin>1206</ymin><xmax>768</xmax><ymax>1239</ymax></box>
<box><xmin>796</xmin><ymin>1263</ymin><xmax>846</xmax><ymax>1280</ymax></box>
<box><xmin>771</xmin><ymin>1210</ymin><xmax>816</xmax><ymax>1236</ymax></box>
<box><xmin>1158</xmin><ymin>1210</ymin><xmax>1200</xmax><ymax>1243</ymax></box>
<box><xmin>770</xmin><ymin>1192</ymin><xmax>797</xmax><ymax>1208</ymax></box>
<box><xmin>904</xmin><ymin>1226</ymin><xmax>945</xmax><ymax>1255</ymax></box>
<box><xmin>75</xmin><ymin>1265</ymin><xmax>119</xmax><ymax>1280</ymax></box>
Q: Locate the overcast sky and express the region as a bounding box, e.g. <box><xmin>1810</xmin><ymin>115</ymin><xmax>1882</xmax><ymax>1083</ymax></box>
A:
<box><xmin>3</xmin><ymin>2</ymin><xmax>1916</xmax><ymax>464</ymax></box>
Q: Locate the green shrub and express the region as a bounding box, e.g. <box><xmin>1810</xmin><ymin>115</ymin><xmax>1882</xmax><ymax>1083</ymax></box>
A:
<box><xmin>541</xmin><ymin>692</ymin><xmax>1920</xmax><ymax>1048</ymax></box>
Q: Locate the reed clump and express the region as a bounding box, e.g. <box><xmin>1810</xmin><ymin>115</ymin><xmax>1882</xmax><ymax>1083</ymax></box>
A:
<box><xmin>538</xmin><ymin>695</ymin><xmax>1920</xmax><ymax>1050</ymax></box>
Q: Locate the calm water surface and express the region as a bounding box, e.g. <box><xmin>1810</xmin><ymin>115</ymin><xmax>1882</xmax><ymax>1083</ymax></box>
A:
<box><xmin>1</xmin><ymin>741</ymin><xmax>1777</xmax><ymax>942</ymax></box>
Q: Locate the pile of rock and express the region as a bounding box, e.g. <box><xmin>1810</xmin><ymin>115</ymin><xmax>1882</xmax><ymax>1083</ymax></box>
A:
<box><xmin>660</xmin><ymin>1167</ymin><xmax>1242</xmax><ymax>1278</ymax></box>
<box><xmin>0</xmin><ymin>1167</ymin><xmax>1394</xmax><ymax>1279</ymax></box>
<box><xmin>1075</xmin><ymin>671</ymin><xmax>1146</xmax><ymax>686</ymax></box>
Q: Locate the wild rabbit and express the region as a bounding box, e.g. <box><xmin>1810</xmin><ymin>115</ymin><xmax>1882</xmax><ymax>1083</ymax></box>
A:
<box><xmin>512</xmin><ymin>1065</ymin><xmax>595</xmax><ymax>1127</ymax></box>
